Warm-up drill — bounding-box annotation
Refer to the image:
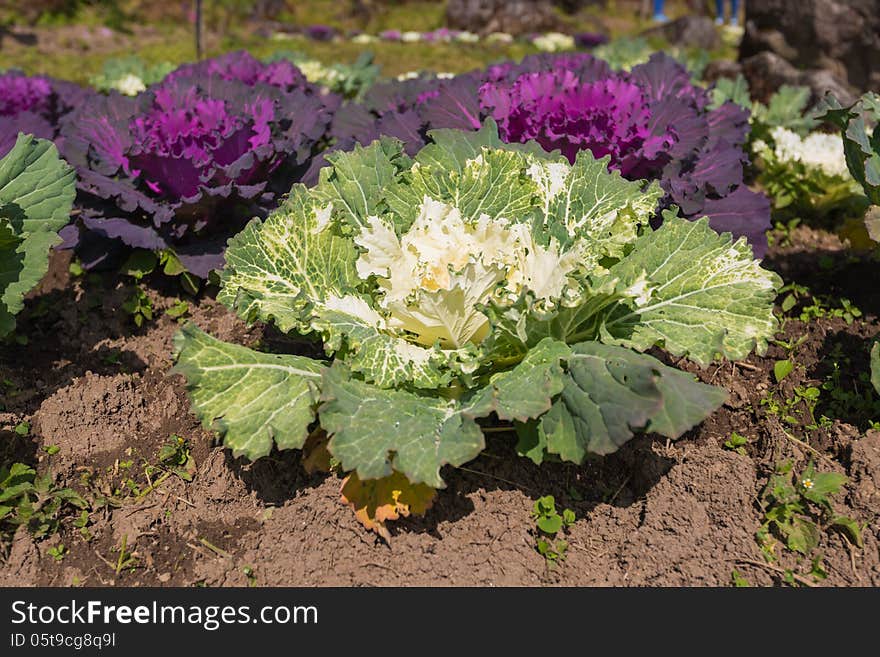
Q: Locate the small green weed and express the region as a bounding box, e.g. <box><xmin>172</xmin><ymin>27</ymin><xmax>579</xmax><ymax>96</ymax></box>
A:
<box><xmin>243</xmin><ymin>566</ymin><xmax>257</xmax><ymax>587</ymax></box>
<box><xmin>757</xmin><ymin>461</ymin><xmax>863</xmax><ymax>583</ymax></box>
<box><xmin>532</xmin><ymin>495</ymin><xmax>575</xmax><ymax>565</ymax></box>
<box><xmin>47</xmin><ymin>543</ymin><xmax>67</xmax><ymax>562</ymax></box>
<box><xmin>730</xmin><ymin>569</ymin><xmax>750</xmax><ymax>587</ymax></box>
<box><xmin>122</xmin><ymin>287</ymin><xmax>154</xmax><ymax>328</ymax></box>
<box><xmin>165</xmin><ymin>299</ymin><xmax>190</xmax><ymax>321</ymax></box>
<box><xmin>778</xmin><ymin>283</ymin><xmax>862</xmax><ymax>325</ymax></box>
<box><xmin>0</xmin><ymin>463</ymin><xmax>89</xmax><ymax>547</ymax></box>
<box><xmin>723</xmin><ymin>432</ymin><xmax>750</xmax><ymax>456</ymax></box>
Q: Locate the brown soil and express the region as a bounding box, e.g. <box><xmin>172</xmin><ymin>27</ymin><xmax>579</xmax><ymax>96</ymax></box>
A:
<box><xmin>1</xmin><ymin>226</ymin><xmax>879</xmax><ymax>588</ymax></box>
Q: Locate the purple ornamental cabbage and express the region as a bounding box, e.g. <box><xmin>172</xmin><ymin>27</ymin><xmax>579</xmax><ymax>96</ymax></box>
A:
<box><xmin>304</xmin><ymin>24</ymin><xmax>337</xmax><ymax>41</ymax></box>
<box><xmin>0</xmin><ymin>70</ymin><xmax>92</xmax><ymax>157</ymax></box>
<box><xmin>331</xmin><ymin>53</ymin><xmax>769</xmax><ymax>254</ymax></box>
<box><xmin>59</xmin><ymin>54</ymin><xmax>339</xmax><ymax>277</ymax></box>
<box><xmin>161</xmin><ymin>51</ymin><xmax>309</xmax><ymax>91</ymax></box>
<box><xmin>422</xmin><ymin>28</ymin><xmax>455</xmax><ymax>43</ymax></box>
<box><xmin>574</xmin><ymin>32</ymin><xmax>609</xmax><ymax>49</ymax></box>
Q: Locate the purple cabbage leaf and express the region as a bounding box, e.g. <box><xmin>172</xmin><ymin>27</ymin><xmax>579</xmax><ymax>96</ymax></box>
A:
<box><xmin>0</xmin><ymin>70</ymin><xmax>92</xmax><ymax>158</ymax></box>
<box><xmin>59</xmin><ymin>53</ymin><xmax>339</xmax><ymax>278</ymax></box>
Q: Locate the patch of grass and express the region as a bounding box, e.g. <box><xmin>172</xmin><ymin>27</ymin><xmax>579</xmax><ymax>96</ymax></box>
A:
<box><xmin>761</xmin><ymin>385</ymin><xmax>830</xmax><ymax>433</ymax></box>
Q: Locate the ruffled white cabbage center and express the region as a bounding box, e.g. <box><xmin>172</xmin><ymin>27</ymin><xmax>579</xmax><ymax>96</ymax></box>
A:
<box><xmin>355</xmin><ymin>196</ymin><xmax>581</xmax><ymax>349</ymax></box>
<box><xmin>761</xmin><ymin>127</ymin><xmax>850</xmax><ymax>179</ymax></box>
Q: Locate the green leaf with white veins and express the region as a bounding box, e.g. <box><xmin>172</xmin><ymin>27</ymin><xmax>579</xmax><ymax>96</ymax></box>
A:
<box><xmin>603</xmin><ymin>212</ymin><xmax>781</xmax><ymax>365</ymax></box>
<box><xmin>0</xmin><ymin>134</ymin><xmax>76</xmax><ymax>234</ymax></box>
<box><xmin>469</xmin><ymin>337</ymin><xmax>569</xmax><ymax>422</ymax></box>
<box><xmin>173</xmin><ymin>323</ymin><xmax>325</xmax><ymax>460</ymax></box>
<box><xmin>312</xmin><ymin>137</ymin><xmax>408</xmax><ymax>229</ymax></box>
<box><xmin>0</xmin><ymin>134</ymin><xmax>76</xmax><ymax>337</ymax></box>
<box><xmin>219</xmin><ymin>185</ymin><xmax>361</xmax><ymax>333</ymax></box>
<box><xmin>312</xmin><ymin>298</ymin><xmax>458</xmax><ymax>389</ymax></box>
<box><xmin>383</xmin><ymin>120</ymin><xmax>558</xmax><ymax>229</ymax></box>
<box><xmin>320</xmin><ymin>365</ymin><xmax>486</xmax><ymax>488</ymax></box>
<box><xmin>418</xmin><ymin>119</ymin><xmax>556</xmax><ymax>172</ymax></box>
<box><xmin>544</xmin><ymin>149</ymin><xmax>663</xmax><ymax>254</ymax></box>
<box><xmin>387</xmin><ymin>147</ymin><xmax>541</xmax><ymax>229</ymax></box>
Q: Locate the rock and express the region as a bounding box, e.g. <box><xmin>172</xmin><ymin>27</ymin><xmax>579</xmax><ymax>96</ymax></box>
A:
<box><xmin>739</xmin><ymin>0</ymin><xmax>880</xmax><ymax>98</ymax></box>
<box><xmin>445</xmin><ymin>0</ymin><xmax>559</xmax><ymax>35</ymax></box>
<box><xmin>740</xmin><ymin>51</ymin><xmax>856</xmax><ymax>106</ymax></box>
<box><xmin>702</xmin><ymin>59</ymin><xmax>743</xmax><ymax>85</ymax></box>
<box><xmin>640</xmin><ymin>16</ymin><xmax>720</xmax><ymax>51</ymax></box>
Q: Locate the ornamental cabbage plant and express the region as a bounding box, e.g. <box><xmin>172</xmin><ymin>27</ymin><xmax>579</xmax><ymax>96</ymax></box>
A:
<box><xmin>89</xmin><ymin>56</ymin><xmax>177</xmax><ymax>96</ymax></box>
<box><xmin>0</xmin><ymin>70</ymin><xmax>91</xmax><ymax>158</ymax></box>
<box><xmin>269</xmin><ymin>51</ymin><xmax>380</xmax><ymax>100</ymax></box>
<box><xmin>174</xmin><ymin>122</ymin><xmax>780</xmax><ymax>530</ymax></box>
<box><xmin>0</xmin><ymin>134</ymin><xmax>76</xmax><ymax>337</ymax></box>
<box><xmin>333</xmin><ymin>53</ymin><xmax>771</xmax><ymax>255</ymax></box>
<box><xmin>58</xmin><ymin>52</ymin><xmax>339</xmax><ymax>277</ymax></box>
<box><xmin>752</xmin><ymin>127</ymin><xmax>867</xmax><ymax>222</ymax></box>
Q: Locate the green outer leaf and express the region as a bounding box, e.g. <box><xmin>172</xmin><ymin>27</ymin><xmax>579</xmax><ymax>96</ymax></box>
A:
<box><xmin>710</xmin><ymin>75</ymin><xmax>751</xmax><ymax>111</ymax></box>
<box><xmin>604</xmin><ymin>213</ymin><xmax>781</xmax><ymax>365</ymax></box>
<box><xmin>514</xmin><ymin>421</ymin><xmax>548</xmax><ymax>465</ymax></box>
<box><xmin>0</xmin><ymin>218</ymin><xmax>25</xmax><ymax>336</ymax></box>
<box><xmin>0</xmin><ymin>134</ymin><xmax>76</xmax><ymax>337</ymax></box>
<box><xmin>646</xmin><ymin>366</ymin><xmax>728</xmax><ymax>438</ymax></box>
<box><xmin>760</xmin><ymin>85</ymin><xmax>815</xmax><ymax>135</ymax></box>
<box><xmin>419</xmin><ymin>118</ymin><xmax>557</xmax><ymax>171</ymax></box>
<box><xmin>542</xmin><ymin>342</ymin><xmax>663</xmax><ymax>461</ymax></box>
<box><xmin>0</xmin><ymin>133</ymin><xmax>76</xmax><ymax>234</ymax></box>
<box><xmin>320</xmin><ymin>365</ymin><xmax>485</xmax><ymax>488</ymax></box>
<box><xmin>546</xmin><ymin>149</ymin><xmax>663</xmax><ymax>253</ymax></box>
<box><xmin>313</xmin><ymin>137</ymin><xmax>408</xmax><ymax>229</ymax></box>
<box><xmin>540</xmin><ymin>342</ymin><xmax>725</xmax><ymax>462</ymax></box>
<box><xmin>218</xmin><ymin>186</ymin><xmax>361</xmax><ymax>333</ymax></box>
<box><xmin>172</xmin><ymin>323</ymin><xmax>325</xmax><ymax>460</ymax></box>
<box><xmin>871</xmin><ymin>341</ymin><xmax>880</xmax><ymax>395</ymax></box>
<box><xmin>387</xmin><ymin>147</ymin><xmax>540</xmax><ymax>229</ymax></box>
<box><xmin>469</xmin><ymin>337</ymin><xmax>569</xmax><ymax>422</ymax></box>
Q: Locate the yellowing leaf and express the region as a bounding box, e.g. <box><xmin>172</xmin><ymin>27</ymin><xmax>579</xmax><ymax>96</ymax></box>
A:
<box><xmin>340</xmin><ymin>471</ymin><xmax>437</xmax><ymax>541</ymax></box>
<box><xmin>301</xmin><ymin>428</ymin><xmax>332</xmax><ymax>475</ymax></box>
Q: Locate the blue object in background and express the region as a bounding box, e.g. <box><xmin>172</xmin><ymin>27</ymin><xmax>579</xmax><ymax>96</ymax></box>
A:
<box><xmin>652</xmin><ymin>0</ymin><xmax>668</xmax><ymax>23</ymax></box>
<box><xmin>715</xmin><ymin>0</ymin><xmax>741</xmax><ymax>25</ymax></box>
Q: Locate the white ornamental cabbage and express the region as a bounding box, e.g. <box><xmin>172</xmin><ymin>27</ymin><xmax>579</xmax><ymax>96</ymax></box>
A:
<box><xmin>175</xmin><ymin>120</ymin><xmax>780</xmax><ymax>492</ymax></box>
<box><xmin>532</xmin><ymin>32</ymin><xmax>576</xmax><ymax>52</ymax></box>
<box><xmin>762</xmin><ymin>127</ymin><xmax>849</xmax><ymax>178</ymax></box>
<box><xmin>114</xmin><ymin>73</ymin><xmax>147</xmax><ymax>96</ymax></box>
<box><xmin>753</xmin><ymin>126</ymin><xmax>866</xmax><ymax>218</ymax></box>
